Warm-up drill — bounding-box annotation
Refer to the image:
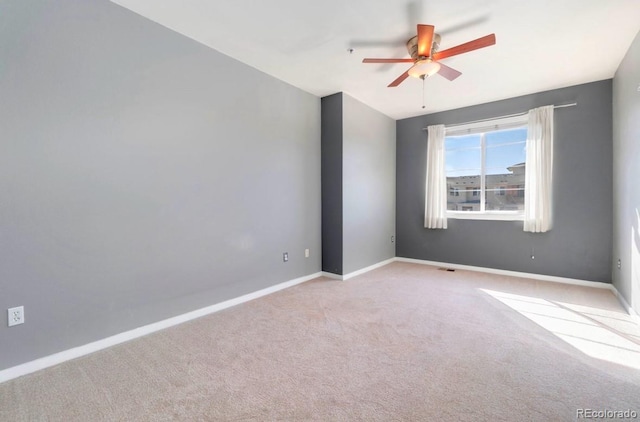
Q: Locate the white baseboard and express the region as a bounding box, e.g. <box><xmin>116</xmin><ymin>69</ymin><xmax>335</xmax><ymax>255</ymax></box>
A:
<box><xmin>320</xmin><ymin>257</ymin><xmax>396</xmax><ymax>281</ymax></box>
<box><xmin>331</xmin><ymin>258</ymin><xmax>638</xmax><ymax>323</ymax></box>
<box><xmin>394</xmin><ymin>257</ymin><xmax>640</xmax><ymax>321</ymax></box>
<box><xmin>610</xmin><ymin>285</ymin><xmax>640</xmax><ymax>324</ymax></box>
<box><xmin>0</xmin><ymin>271</ymin><xmax>322</xmax><ymax>384</ymax></box>
<box><xmin>395</xmin><ymin>257</ymin><xmax>612</xmax><ymax>289</ymax></box>
<box><xmin>342</xmin><ymin>258</ymin><xmax>395</xmax><ymax>280</ymax></box>
<box><xmin>320</xmin><ymin>271</ymin><xmax>343</xmax><ymax>280</ymax></box>
<box><xmin>3</xmin><ymin>257</ymin><xmax>638</xmax><ymax>384</ymax></box>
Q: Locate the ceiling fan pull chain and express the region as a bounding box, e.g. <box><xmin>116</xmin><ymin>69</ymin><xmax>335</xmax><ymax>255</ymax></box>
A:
<box><xmin>422</xmin><ymin>75</ymin><xmax>426</xmax><ymax>109</ymax></box>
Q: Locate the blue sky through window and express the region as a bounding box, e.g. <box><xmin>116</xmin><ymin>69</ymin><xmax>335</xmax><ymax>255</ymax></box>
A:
<box><xmin>446</xmin><ymin>127</ymin><xmax>527</xmax><ymax>176</ymax></box>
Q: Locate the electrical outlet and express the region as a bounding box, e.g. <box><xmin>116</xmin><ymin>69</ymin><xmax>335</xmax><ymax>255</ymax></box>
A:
<box><xmin>304</xmin><ymin>249</ymin><xmax>310</xmax><ymax>258</ymax></box>
<box><xmin>617</xmin><ymin>259</ymin><xmax>622</xmax><ymax>269</ymax></box>
<box><xmin>391</xmin><ymin>235</ymin><xmax>395</xmax><ymax>243</ymax></box>
<box><xmin>283</xmin><ymin>252</ymin><xmax>288</xmax><ymax>262</ymax></box>
<box><xmin>8</xmin><ymin>306</ymin><xmax>24</xmax><ymax>327</ymax></box>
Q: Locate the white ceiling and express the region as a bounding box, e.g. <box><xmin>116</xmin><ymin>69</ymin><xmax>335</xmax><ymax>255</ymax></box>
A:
<box><xmin>111</xmin><ymin>0</ymin><xmax>640</xmax><ymax>120</ymax></box>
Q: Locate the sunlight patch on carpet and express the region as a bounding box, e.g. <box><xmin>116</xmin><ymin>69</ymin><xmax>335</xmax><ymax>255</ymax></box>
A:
<box><xmin>481</xmin><ymin>289</ymin><xmax>640</xmax><ymax>370</ymax></box>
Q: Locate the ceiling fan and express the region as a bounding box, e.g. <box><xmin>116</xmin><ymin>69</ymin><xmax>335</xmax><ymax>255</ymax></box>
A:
<box><xmin>362</xmin><ymin>24</ymin><xmax>496</xmax><ymax>87</ymax></box>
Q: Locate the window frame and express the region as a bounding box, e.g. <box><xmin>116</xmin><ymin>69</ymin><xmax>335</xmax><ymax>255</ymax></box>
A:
<box><xmin>445</xmin><ymin>114</ymin><xmax>528</xmax><ymax>222</ymax></box>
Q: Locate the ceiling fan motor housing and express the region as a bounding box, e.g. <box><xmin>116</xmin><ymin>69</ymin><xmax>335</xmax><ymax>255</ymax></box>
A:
<box><xmin>406</xmin><ymin>33</ymin><xmax>441</xmax><ymax>59</ymax></box>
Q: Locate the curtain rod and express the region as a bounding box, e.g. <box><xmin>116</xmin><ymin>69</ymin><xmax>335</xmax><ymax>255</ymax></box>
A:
<box><xmin>421</xmin><ymin>102</ymin><xmax>577</xmax><ymax>131</ymax></box>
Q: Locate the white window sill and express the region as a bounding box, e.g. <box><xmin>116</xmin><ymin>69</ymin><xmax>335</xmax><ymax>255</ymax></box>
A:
<box><xmin>446</xmin><ymin>212</ymin><xmax>524</xmax><ymax>221</ymax></box>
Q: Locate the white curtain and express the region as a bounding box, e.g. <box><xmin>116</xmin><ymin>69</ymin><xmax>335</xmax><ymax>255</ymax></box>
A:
<box><xmin>424</xmin><ymin>124</ymin><xmax>448</xmax><ymax>229</ymax></box>
<box><xmin>524</xmin><ymin>105</ymin><xmax>554</xmax><ymax>232</ymax></box>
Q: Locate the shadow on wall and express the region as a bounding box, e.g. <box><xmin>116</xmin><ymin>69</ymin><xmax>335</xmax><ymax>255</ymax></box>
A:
<box><xmin>632</xmin><ymin>208</ymin><xmax>640</xmax><ymax>313</ymax></box>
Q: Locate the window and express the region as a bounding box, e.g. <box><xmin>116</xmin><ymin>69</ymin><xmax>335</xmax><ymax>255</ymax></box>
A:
<box><xmin>445</xmin><ymin>116</ymin><xmax>527</xmax><ymax>220</ymax></box>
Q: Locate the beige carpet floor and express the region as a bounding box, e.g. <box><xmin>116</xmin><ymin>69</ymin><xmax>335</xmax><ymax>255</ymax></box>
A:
<box><xmin>2</xmin><ymin>262</ymin><xmax>640</xmax><ymax>421</ymax></box>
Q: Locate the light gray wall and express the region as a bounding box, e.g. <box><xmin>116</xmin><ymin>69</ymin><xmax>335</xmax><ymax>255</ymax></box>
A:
<box><xmin>0</xmin><ymin>0</ymin><xmax>321</xmax><ymax>371</ymax></box>
<box><xmin>342</xmin><ymin>95</ymin><xmax>396</xmax><ymax>274</ymax></box>
<box><xmin>321</xmin><ymin>94</ymin><xmax>343</xmax><ymax>274</ymax></box>
<box><xmin>320</xmin><ymin>93</ymin><xmax>396</xmax><ymax>275</ymax></box>
<box><xmin>612</xmin><ymin>31</ymin><xmax>640</xmax><ymax>314</ymax></box>
<box><xmin>396</xmin><ymin>80</ymin><xmax>613</xmax><ymax>282</ymax></box>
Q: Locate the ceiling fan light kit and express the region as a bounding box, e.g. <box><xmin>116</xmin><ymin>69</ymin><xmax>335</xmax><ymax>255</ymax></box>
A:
<box><xmin>362</xmin><ymin>24</ymin><xmax>496</xmax><ymax>87</ymax></box>
<box><xmin>408</xmin><ymin>59</ymin><xmax>440</xmax><ymax>78</ymax></box>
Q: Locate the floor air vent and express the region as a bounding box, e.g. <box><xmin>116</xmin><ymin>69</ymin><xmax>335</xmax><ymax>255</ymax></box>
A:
<box><xmin>438</xmin><ymin>268</ymin><xmax>456</xmax><ymax>272</ymax></box>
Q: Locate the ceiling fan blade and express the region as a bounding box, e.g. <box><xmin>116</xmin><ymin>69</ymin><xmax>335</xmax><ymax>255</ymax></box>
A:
<box><xmin>433</xmin><ymin>34</ymin><xmax>496</xmax><ymax>61</ymax></box>
<box><xmin>388</xmin><ymin>70</ymin><xmax>411</xmax><ymax>87</ymax></box>
<box><xmin>436</xmin><ymin>62</ymin><xmax>462</xmax><ymax>81</ymax></box>
<box><xmin>417</xmin><ymin>24</ymin><xmax>435</xmax><ymax>57</ymax></box>
<box><xmin>362</xmin><ymin>58</ymin><xmax>415</xmax><ymax>64</ymax></box>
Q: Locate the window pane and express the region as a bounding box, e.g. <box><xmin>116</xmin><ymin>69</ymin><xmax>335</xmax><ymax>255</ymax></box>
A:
<box><xmin>486</xmin><ymin>155</ymin><xmax>525</xmax><ymax>211</ymax></box>
<box><xmin>446</xmin><ymin>148</ymin><xmax>481</xmax><ymax>177</ymax></box>
<box><xmin>447</xmin><ymin>186</ymin><xmax>480</xmax><ymax>211</ymax></box>
<box><xmin>447</xmin><ymin>174</ymin><xmax>481</xmax><ymax>211</ymax></box>
<box><xmin>485</xmin><ymin>127</ymin><xmax>527</xmax><ymax>147</ymax></box>
<box><xmin>446</xmin><ymin>134</ymin><xmax>481</xmax><ymax>150</ymax></box>
<box><xmin>486</xmin><ymin>188</ymin><xmax>525</xmax><ymax>211</ymax></box>
<box><xmin>446</xmin><ymin>134</ymin><xmax>481</xmax><ymax>212</ymax></box>
<box><xmin>445</xmin><ymin>123</ymin><xmax>528</xmax><ymax>218</ymax></box>
<box><xmin>485</xmin><ymin>127</ymin><xmax>525</xmax><ymax>213</ymax></box>
<box><xmin>485</xmin><ymin>127</ymin><xmax>526</xmax><ymax>177</ymax></box>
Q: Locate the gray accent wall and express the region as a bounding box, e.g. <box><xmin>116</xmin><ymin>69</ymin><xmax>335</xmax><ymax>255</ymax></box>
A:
<box><xmin>321</xmin><ymin>94</ymin><xmax>343</xmax><ymax>274</ymax></box>
<box><xmin>396</xmin><ymin>80</ymin><xmax>613</xmax><ymax>282</ymax></box>
<box><xmin>321</xmin><ymin>93</ymin><xmax>396</xmax><ymax>275</ymax></box>
<box><xmin>0</xmin><ymin>0</ymin><xmax>321</xmax><ymax>371</ymax></box>
<box><xmin>613</xmin><ymin>30</ymin><xmax>640</xmax><ymax>314</ymax></box>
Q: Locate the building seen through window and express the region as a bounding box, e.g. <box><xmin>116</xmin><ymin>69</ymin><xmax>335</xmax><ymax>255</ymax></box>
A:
<box><xmin>447</xmin><ymin>161</ymin><xmax>525</xmax><ymax>211</ymax></box>
<box><xmin>445</xmin><ymin>125</ymin><xmax>527</xmax><ymax>214</ymax></box>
